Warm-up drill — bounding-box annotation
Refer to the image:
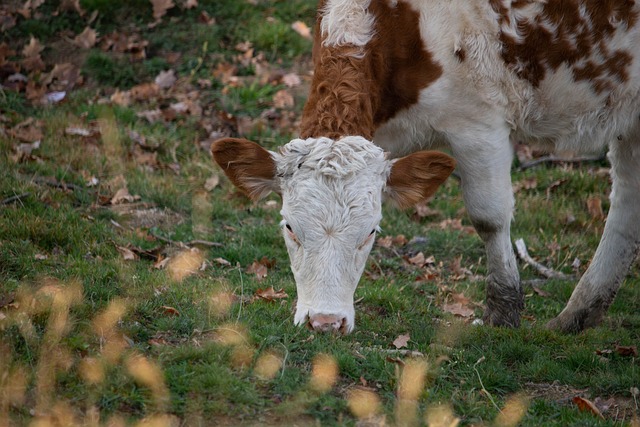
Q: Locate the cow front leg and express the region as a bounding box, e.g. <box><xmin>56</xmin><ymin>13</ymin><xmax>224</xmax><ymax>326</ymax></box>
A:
<box><xmin>451</xmin><ymin>136</ymin><xmax>522</xmax><ymax>327</ymax></box>
<box><xmin>547</xmin><ymin>137</ymin><xmax>640</xmax><ymax>332</ymax></box>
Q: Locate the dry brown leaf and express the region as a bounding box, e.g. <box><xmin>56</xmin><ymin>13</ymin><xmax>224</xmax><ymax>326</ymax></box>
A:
<box><xmin>247</xmin><ymin>261</ymin><xmax>268</xmax><ymax>280</ymax></box>
<box><xmin>273</xmin><ymin>89</ymin><xmax>294</xmax><ymax>109</ymax></box>
<box><xmin>154</xmin><ymin>69</ymin><xmax>176</xmax><ymax>89</ymax></box>
<box><xmin>73</xmin><ymin>27</ymin><xmax>98</xmax><ymax>49</ymax></box>
<box><xmin>204</xmin><ymin>175</ymin><xmax>220</xmax><ymax>191</ymax></box>
<box><xmin>572</xmin><ymin>396</ymin><xmax>605</xmax><ymax>419</ymax></box>
<box><xmin>110</xmin><ymin>90</ymin><xmax>132</xmax><ymax>107</ymax></box>
<box><xmin>130</xmin><ymin>82</ymin><xmax>160</xmax><ymax>101</ymax></box>
<box><xmin>291</xmin><ymin>20</ymin><xmax>312</xmax><ymax>39</ymax></box>
<box><xmin>160</xmin><ymin>306</ymin><xmax>180</xmax><ymax>316</ymax></box>
<box><xmin>392</xmin><ymin>334</ymin><xmax>410</xmax><ymax>349</ymax></box>
<box><xmin>255</xmin><ymin>286</ymin><xmax>288</xmax><ymax>302</ymax></box>
<box><xmin>153</xmin><ymin>255</ymin><xmax>170</xmax><ymax>269</ymax></box>
<box><xmin>615</xmin><ymin>345</ymin><xmax>638</xmax><ymax>357</ymax></box>
<box><xmin>282</xmin><ymin>72</ymin><xmax>301</xmax><ymax>87</ymax></box>
<box><xmin>116</xmin><ymin>245</ymin><xmax>138</xmax><ymax>261</ymax></box>
<box><xmin>59</xmin><ymin>0</ymin><xmax>85</xmax><ymax>15</ymax></box>
<box><xmin>213</xmin><ymin>257</ymin><xmax>231</xmax><ymax>266</ymax></box>
<box><xmin>110</xmin><ymin>187</ymin><xmax>141</xmax><ymax>205</ymax></box>
<box><xmin>22</xmin><ymin>36</ymin><xmax>44</xmax><ymax>58</ymax></box>
<box><xmin>415</xmin><ymin>201</ymin><xmax>441</xmax><ymax>218</ymax></box>
<box><xmin>198</xmin><ymin>10</ymin><xmax>216</xmax><ymax>25</ymax></box>
<box><xmin>151</xmin><ymin>0</ymin><xmax>175</xmax><ymax>20</ymax></box>
<box><xmin>408</xmin><ymin>252</ymin><xmax>426</xmax><ymax>267</ymax></box>
<box><xmin>586</xmin><ymin>196</ymin><xmax>605</xmax><ymax>220</ymax></box>
<box><xmin>442</xmin><ymin>302</ymin><xmax>474</xmax><ymax>318</ymax></box>
<box><xmin>184</xmin><ymin>0</ymin><xmax>198</xmax><ymax>9</ymax></box>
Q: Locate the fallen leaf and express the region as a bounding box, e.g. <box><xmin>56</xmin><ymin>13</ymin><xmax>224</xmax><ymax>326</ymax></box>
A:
<box><xmin>151</xmin><ymin>0</ymin><xmax>175</xmax><ymax>20</ymax></box>
<box><xmin>615</xmin><ymin>345</ymin><xmax>638</xmax><ymax>357</ymax></box>
<box><xmin>154</xmin><ymin>255</ymin><xmax>170</xmax><ymax>269</ymax></box>
<box><xmin>376</xmin><ymin>236</ymin><xmax>393</xmax><ymax>248</ymax></box>
<box><xmin>255</xmin><ymin>286</ymin><xmax>288</xmax><ymax>301</ymax></box>
<box><xmin>282</xmin><ymin>72</ymin><xmax>301</xmax><ymax>87</ymax></box>
<box><xmin>130</xmin><ymin>82</ymin><xmax>160</xmax><ymax>101</ymax></box>
<box><xmin>116</xmin><ymin>245</ymin><xmax>138</xmax><ymax>261</ymax></box>
<box><xmin>110</xmin><ymin>187</ymin><xmax>141</xmax><ymax>205</ymax></box>
<box><xmin>204</xmin><ymin>175</ymin><xmax>220</xmax><ymax>191</ymax></box>
<box><xmin>572</xmin><ymin>396</ymin><xmax>605</xmax><ymax>419</ymax></box>
<box><xmin>291</xmin><ymin>20</ymin><xmax>312</xmax><ymax>39</ymax></box>
<box><xmin>34</xmin><ymin>253</ymin><xmax>48</xmax><ymax>260</ymax></box>
<box><xmin>273</xmin><ymin>89</ymin><xmax>294</xmax><ymax>109</ymax></box>
<box><xmin>442</xmin><ymin>302</ymin><xmax>474</xmax><ymax>318</ymax></box>
<box><xmin>73</xmin><ymin>27</ymin><xmax>98</xmax><ymax>49</ymax></box>
<box><xmin>22</xmin><ymin>36</ymin><xmax>44</xmax><ymax>58</ymax></box>
<box><xmin>247</xmin><ymin>261</ymin><xmax>268</xmax><ymax>280</ymax></box>
<box><xmin>198</xmin><ymin>10</ymin><xmax>215</xmax><ymax>25</ymax></box>
<box><xmin>154</xmin><ymin>69</ymin><xmax>176</xmax><ymax>89</ymax></box>
<box><xmin>213</xmin><ymin>257</ymin><xmax>231</xmax><ymax>266</ymax></box>
<box><xmin>185</xmin><ymin>0</ymin><xmax>198</xmax><ymax>9</ymax></box>
<box><xmin>392</xmin><ymin>334</ymin><xmax>410</xmax><ymax>349</ymax></box>
<box><xmin>586</xmin><ymin>196</ymin><xmax>605</xmax><ymax>220</ymax></box>
<box><xmin>161</xmin><ymin>306</ymin><xmax>180</xmax><ymax>316</ymax></box>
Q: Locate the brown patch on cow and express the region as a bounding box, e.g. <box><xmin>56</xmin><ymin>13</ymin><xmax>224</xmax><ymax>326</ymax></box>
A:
<box><xmin>491</xmin><ymin>0</ymin><xmax>638</xmax><ymax>94</ymax></box>
<box><xmin>300</xmin><ymin>0</ymin><xmax>443</xmax><ymax>140</ymax></box>
<box><xmin>211</xmin><ymin>138</ymin><xmax>277</xmax><ymax>200</ymax></box>
<box><xmin>386</xmin><ymin>151</ymin><xmax>456</xmax><ymax>209</ymax></box>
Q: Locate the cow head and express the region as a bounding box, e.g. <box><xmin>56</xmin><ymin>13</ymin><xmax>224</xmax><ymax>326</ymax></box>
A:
<box><xmin>212</xmin><ymin>136</ymin><xmax>455</xmax><ymax>333</ymax></box>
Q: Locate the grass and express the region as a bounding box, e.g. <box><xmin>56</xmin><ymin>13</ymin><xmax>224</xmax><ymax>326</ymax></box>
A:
<box><xmin>1</xmin><ymin>1</ymin><xmax>639</xmax><ymax>426</ymax></box>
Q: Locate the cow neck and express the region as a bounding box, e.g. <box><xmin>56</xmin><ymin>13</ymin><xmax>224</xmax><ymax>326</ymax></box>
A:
<box><xmin>299</xmin><ymin>44</ymin><xmax>378</xmax><ymax>141</ymax></box>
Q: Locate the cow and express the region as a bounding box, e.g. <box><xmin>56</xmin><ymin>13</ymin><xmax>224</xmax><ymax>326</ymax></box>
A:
<box><xmin>212</xmin><ymin>0</ymin><xmax>640</xmax><ymax>334</ymax></box>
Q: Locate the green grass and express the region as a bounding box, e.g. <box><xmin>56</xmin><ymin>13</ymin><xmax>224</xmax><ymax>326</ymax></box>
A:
<box><xmin>1</xmin><ymin>1</ymin><xmax>639</xmax><ymax>426</ymax></box>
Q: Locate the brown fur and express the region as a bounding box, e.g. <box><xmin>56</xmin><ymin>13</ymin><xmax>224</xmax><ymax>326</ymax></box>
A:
<box><xmin>491</xmin><ymin>0</ymin><xmax>637</xmax><ymax>93</ymax></box>
<box><xmin>211</xmin><ymin>138</ymin><xmax>276</xmax><ymax>200</ymax></box>
<box><xmin>386</xmin><ymin>151</ymin><xmax>456</xmax><ymax>209</ymax></box>
<box><xmin>300</xmin><ymin>0</ymin><xmax>443</xmax><ymax>140</ymax></box>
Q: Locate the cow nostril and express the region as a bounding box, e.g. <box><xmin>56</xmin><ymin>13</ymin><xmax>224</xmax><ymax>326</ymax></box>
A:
<box><xmin>309</xmin><ymin>314</ymin><xmax>346</xmax><ymax>333</ymax></box>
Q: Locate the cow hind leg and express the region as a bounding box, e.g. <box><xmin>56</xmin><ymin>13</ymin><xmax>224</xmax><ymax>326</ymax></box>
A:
<box><xmin>547</xmin><ymin>134</ymin><xmax>640</xmax><ymax>333</ymax></box>
<box><xmin>451</xmin><ymin>135</ymin><xmax>523</xmax><ymax>327</ymax></box>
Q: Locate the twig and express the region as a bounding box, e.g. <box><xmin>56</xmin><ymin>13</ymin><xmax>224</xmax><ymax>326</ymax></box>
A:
<box><xmin>188</xmin><ymin>239</ymin><xmax>223</xmax><ymax>248</ymax></box>
<box><xmin>474</xmin><ymin>356</ymin><xmax>503</xmax><ymax>414</ymax></box>
<box><xmin>514</xmin><ymin>238</ymin><xmax>572</xmax><ymax>280</ymax></box>
<box><xmin>518</xmin><ymin>154</ymin><xmax>606</xmax><ymax>171</ymax></box>
<box><xmin>149</xmin><ymin>230</ymin><xmax>222</xmax><ymax>248</ymax></box>
<box><xmin>1</xmin><ymin>192</ymin><xmax>29</xmax><ymax>206</ymax></box>
<box><xmin>32</xmin><ymin>177</ymin><xmax>83</xmax><ymax>191</ymax></box>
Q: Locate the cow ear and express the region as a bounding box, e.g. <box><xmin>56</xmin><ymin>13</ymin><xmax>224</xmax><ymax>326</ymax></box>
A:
<box><xmin>385</xmin><ymin>151</ymin><xmax>456</xmax><ymax>209</ymax></box>
<box><xmin>211</xmin><ymin>138</ymin><xmax>279</xmax><ymax>200</ymax></box>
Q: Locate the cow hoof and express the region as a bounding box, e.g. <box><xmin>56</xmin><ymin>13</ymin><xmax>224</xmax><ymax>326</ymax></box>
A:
<box><xmin>482</xmin><ymin>308</ymin><xmax>521</xmax><ymax>328</ymax></box>
<box><xmin>546</xmin><ymin>307</ymin><xmax>604</xmax><ymax>333</ymax></box>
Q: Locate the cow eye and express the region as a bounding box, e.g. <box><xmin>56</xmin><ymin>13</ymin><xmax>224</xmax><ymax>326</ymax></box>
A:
<box><xmin>369</xmin><ymin>229</ymin><xmax>376</xmax><ymax>235</ymax></box>
<box><xmin>286</xmin><ymin>224</ymin><xmax>293</xmax><ymax>232</ymax></box>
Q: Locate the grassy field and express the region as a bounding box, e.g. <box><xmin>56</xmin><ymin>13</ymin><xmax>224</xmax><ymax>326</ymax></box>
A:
<box><xmin>1</xmin><ymin>1</ymin><xmax>639</xmax><ymax>426</ymax></box>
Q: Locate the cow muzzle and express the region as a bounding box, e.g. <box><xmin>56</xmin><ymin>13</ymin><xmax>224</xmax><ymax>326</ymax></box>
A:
<box><xmin>307</xmin><ymin>313</ymin><xmax>348</xmax><ymax>334</ymax></box>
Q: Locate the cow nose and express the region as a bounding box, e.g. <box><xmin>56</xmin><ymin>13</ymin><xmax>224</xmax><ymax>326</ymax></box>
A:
<box><xmin>308</xmin><ymin>314</ymin><xmax>346</xmax><ymax>333</ymax></box>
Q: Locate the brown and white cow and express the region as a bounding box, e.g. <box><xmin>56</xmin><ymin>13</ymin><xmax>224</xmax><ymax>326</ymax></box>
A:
<box><xmin>213</xmin><ymin>0</ymin><xmax>640</xmax><ymax>334</ymax></box>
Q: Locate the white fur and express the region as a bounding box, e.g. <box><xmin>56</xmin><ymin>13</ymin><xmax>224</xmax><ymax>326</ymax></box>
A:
<box><xmin>272</xmin><ymin>137</ymin><xmax>389</xmax><ymax>332</ymax></box>
<box><xmin>321</xmin><ymin>0</ymin><xmax>375</xmax><ymax>49</ymax></box>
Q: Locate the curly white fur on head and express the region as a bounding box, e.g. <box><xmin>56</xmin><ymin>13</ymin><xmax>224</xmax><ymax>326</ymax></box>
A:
<box><xmin>276</xmin><ymin>136</ymin><xmax>389</xmax><ymax>332</ymax></box>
